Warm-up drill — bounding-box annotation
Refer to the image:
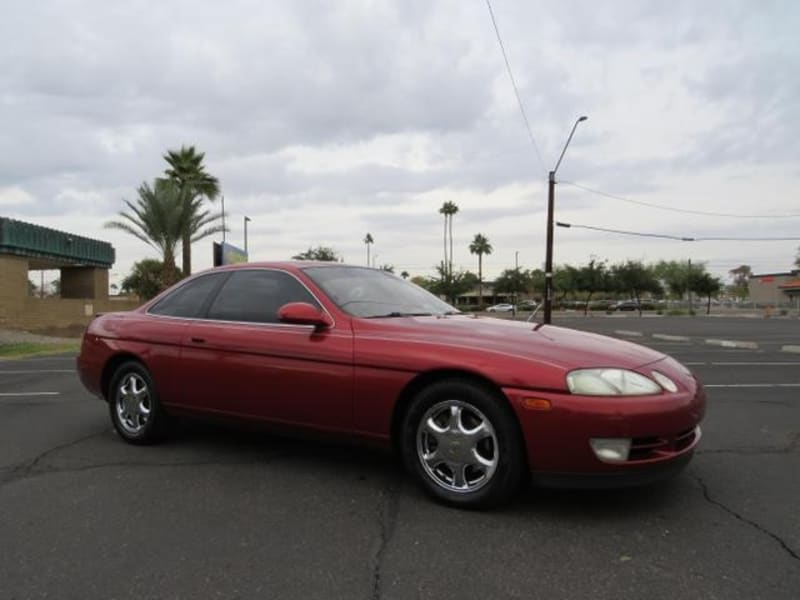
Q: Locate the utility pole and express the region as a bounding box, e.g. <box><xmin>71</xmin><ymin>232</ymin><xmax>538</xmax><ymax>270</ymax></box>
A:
<box><xmin>544</xmin><ymin>116</ymin><xmax>587</xmax><ymax>325</ymax></box>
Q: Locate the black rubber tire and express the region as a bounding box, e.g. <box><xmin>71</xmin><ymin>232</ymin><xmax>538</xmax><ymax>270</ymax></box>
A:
<box><xmin>401</xmin><ymin>379</ymin><xmax>527</xmax><ymax>509</ymax></box>
<box><xmin>108</xmin><ymin>360</ymin><xmax>169</xmax><ymax>445</ymax></box>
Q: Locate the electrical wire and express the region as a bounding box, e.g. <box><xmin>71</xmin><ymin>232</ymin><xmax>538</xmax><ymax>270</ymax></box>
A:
<box><xmin>556</xmin><ymin>222</ymin><xmax>800</xmax><ymax>242</ymax></box>
<box><xmin>485</xmin><ymin>0</ymin><xmax>546</xmax><ymax>175</ymax></box>
<box><xmin>560</xmin><ymin>180</ymin><xmax>800</xmax><ymax>219</ymax></box>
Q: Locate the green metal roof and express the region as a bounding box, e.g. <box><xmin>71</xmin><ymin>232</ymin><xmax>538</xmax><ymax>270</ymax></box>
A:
<box><xmin>0</xmin><ymin>217</ymin><xmax>115</xmax><ymax>268</ymax></box>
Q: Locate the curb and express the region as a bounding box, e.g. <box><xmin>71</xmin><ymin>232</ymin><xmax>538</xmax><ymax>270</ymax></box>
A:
<box><xmin>615</xmin><ymin>330</ymin><xmax>643</xmax><ymax>337</ymax></box>
<box><xmin>782</xmin><ymin>345</ymin><xmax>800</xmax><ymax>354</ymax></box>
<box><xmin>652</xmin><ymin>334</ymin><xmax>691</xmax><ymax>342</ymax></box>
<box><xmin>705</xmin><ymin>339</ymin><xmax>759</xmax><ymax>350</ymax></box>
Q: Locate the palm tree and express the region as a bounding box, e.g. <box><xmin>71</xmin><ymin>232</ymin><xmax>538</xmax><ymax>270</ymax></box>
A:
<box><xmin>105</xmin><ymin>181</ymin><xmax>183</xmax><ymax>287</ymax></box>
<box><xmin>363</xmin><ymin>233</ymin><xmax>374</xmax><ymax>266</ymax></box>
<box><xmin>469</xmin><ymin>233</ymin><xmax>493</xmax><ymax>308</ymax></box>
<box><xmin>163</xmin><ymin>146</ymin><xmax>220</xmax><ymax>275</ymax></box>
<box><xmin>106</xmin><ymin>180</ymin><xmax>224</xmax><ymax>288</ymax></box>
<box><xmin>438</xmin><ymin>201</ymin><xmax>459</xmax><ymax>277</ymax></box>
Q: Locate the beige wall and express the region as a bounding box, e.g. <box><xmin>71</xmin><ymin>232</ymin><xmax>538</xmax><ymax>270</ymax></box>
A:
<box><xmin>749</xmin><ymin>273</ymin><xmax>800</xmax><ymax>307</ymax></box>
<box><xmin>1</xmin><ymin>255</ymin><xmax>141</xmax><ymax>333</ymax></box>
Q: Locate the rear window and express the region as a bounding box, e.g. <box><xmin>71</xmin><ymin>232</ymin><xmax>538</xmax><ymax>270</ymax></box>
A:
<box><xmin>149</xmin><ymin>273</ymin><xmax>226</xmax><ymax>318</ymax></box>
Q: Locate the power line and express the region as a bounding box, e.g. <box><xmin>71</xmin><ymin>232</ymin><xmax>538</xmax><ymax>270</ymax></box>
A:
<box><xmin>560</xmin><ymin>180</ymin><xmax>800</xmax><ymax>219</ymax></box>
<box><xmin>556</xmin><ymin>221</ymin><xmax>800</xmax><ymax>242</ymax></box>
<box><xmin>485</xmin><ymin>0</ymin><xmax>546</xmax><ymax>175</ymax></box>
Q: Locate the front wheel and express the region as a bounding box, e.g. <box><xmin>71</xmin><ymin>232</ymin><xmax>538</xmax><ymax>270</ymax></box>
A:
<box><xmin>108</xmin><ymin>361</ymin><xmax>169</xmax><ymax>445</ymax></box>
<box><xmin>401</xmin><ymin>380</ymin><xmax>527</xmax><ymax>508</ymax></box>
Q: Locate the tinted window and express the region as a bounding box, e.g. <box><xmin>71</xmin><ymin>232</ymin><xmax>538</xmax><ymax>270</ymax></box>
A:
<box><xmin>304</xmin><ymin>266</ymin><xmax>457</xmax><ymax>318</ymax></box>
<box><xmin>206</xmin><ymin>270</ymin><xmax>319</xmax><ymax>323</ymax></box>
<box><xmin>149</xmin><ymin>273</ymin><xmax>226</xmax><ymax>318</ymax></box>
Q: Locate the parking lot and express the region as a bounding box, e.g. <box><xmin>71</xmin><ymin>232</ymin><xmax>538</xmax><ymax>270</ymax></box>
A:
<box><xmin>1</xmin><ymin>316</ymin><xmax>798</xmax><ymax>599</ymax></box>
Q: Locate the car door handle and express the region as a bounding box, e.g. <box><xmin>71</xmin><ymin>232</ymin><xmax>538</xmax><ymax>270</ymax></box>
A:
<box><xmin>190</xmin><ymin>337</ymin><xmax>206</xmax><ymax>344</ymax></box>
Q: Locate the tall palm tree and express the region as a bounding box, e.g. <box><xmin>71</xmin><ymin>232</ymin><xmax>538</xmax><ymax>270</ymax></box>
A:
<box><xmin>106</xmin><ymin>180</ymin><xmax>224</xmax><ymax>288</ymax></box>
<box><xmin>163</xmin><ymin>146</ymin><xmax>220</xmax><ymax>275</ymax></box>
<box><xmin>105</xmin><ymin>181</ymin><xmax>183</xmax><ymax>287</ymax></box>
<box><xmin>363</xmin><ymin>233</ymin><xmax>374</xmax><ymax>266</ymax></box>
<box><xmin>438</xmin><ymin>201</ymin><xmax>459</xmax><ymax>277</ymax></box>
<box><xmin>469</xmin><ymin>233</ymin><xmax>493</xmax><ymax>308</ymax></box>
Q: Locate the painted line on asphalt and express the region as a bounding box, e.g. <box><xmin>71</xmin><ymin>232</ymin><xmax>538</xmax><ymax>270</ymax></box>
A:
<box><xmin>684</xmin><ymin>361</ymin><xmax>800</xmax><ymax>366</ymax></box>
<box><xmin>0</xmin><ymin>391</ymin><xmax>61</xmax><ymax>397</ymax></box>
<box><xmin>704</xmin><ymin>383</ymin><xmax>800</xmax><ymax>388</ymax></box>
<box><xmin>0</xmin><ymin>369</ymin><xmax>75</xmax><ymax>374</ymax></box>
<box><xmin>614</xmin><ymin>330</ymin><xmax>643</xmax><ymax>337</ymax></box>
<box><xmin>652</xmin><ymin>334</ymin><xmax>691</xmax><ymax>342</ymax></box>
<box><xmin>782</xmin><ymin>345</ymin><xmax>800</xmax><ymax>354</ymax></box>
<box><xmin>705</xmin><ymin>339</ymin><xmax>759</xmax><ymax>350</ymax></box>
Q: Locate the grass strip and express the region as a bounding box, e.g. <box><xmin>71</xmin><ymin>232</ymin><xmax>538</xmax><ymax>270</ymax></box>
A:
<box><xmin>0</xmin><ymin>342</ymin><xmax>80</xmax><ymax>359</ymax></box>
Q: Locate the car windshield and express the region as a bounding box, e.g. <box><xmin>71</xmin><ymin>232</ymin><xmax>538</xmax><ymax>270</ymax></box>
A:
<box><xmin>304</xmin><ymin>266</ymin><xmax>459</xmax><ymax>318</ymax></box>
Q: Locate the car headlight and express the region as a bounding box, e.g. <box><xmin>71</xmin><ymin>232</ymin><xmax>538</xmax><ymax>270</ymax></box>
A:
<box><xmin>566</xmin><ymin>368</ymin><xmax>662</xmax><ymax>396</ymax></box>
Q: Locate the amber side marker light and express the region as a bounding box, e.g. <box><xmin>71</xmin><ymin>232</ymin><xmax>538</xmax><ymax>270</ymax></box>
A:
<box><xmin>522</xmin><ymin>398</ymin><xmax>552</xmax><ymax>411</ymax></box>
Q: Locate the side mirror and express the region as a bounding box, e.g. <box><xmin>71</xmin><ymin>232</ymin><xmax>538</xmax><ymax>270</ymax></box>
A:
<box><xmin>277</xmin><ymin>302</ymin><xmax>333</xmax><ymax>329</ymax></box>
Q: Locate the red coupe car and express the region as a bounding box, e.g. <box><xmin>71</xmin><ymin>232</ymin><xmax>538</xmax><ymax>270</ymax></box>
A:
<box><xmin>77</xmin><ymin>262</ymin><xmax>705</xmax><ymax>507</ymax></box>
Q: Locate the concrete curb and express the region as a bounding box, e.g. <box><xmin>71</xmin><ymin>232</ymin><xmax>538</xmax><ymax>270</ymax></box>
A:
<box><xmin>652</xmin><ymin>334</ymin><xmax>691</xmax><ymax>342</ymax></box>
<box><xmin>705</xmin><ymin>339</ymin><xmax>759</xmax><ymax>350</ymax></box>
<box><xmin>782</xmin><ymin>345</ymin><xmax>800</xmax><ymax>354</ymax></box>
<box><xmin>615</xmin><ymin>330</ymin><xmax>643</xmax><ymax>337</ymax></box>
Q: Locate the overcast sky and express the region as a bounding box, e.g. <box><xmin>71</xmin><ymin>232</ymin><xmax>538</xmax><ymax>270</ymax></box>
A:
<box><xmin>1</xmin><ymin>0</ymin><xmax>798</xmax><ymax>287</ymax></box>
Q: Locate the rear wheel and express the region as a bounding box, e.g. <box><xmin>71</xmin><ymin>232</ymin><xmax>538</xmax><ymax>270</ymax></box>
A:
<box><xmin>108</xmin><ymin>361</ymin><xmax>168</xmax><ymax>444</ymax></box>
<box><xmin>401</xmin><ymin>379</ymin><xmax>526</xmax><ymax>508</ymax></box>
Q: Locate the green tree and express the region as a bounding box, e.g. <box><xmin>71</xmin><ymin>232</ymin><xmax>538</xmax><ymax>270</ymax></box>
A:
<box><xmin>400</xmin><ymin>270</ymin><xmax>410</xmax><ymax>280</ymax></box>
<box><xmin>654</xmin><ymin>260</ymin><xmax>706</xmax><ymax>300</ymax></box>
<box><xmin>469</xmin><ymin>233</ymin><xmax>493</xmax><ymax>309</ymax></box>
<box><xmin>438</xmin><ymin>201</ymin><xmax>459</xmax><ymax>277</ymax></box>
<box><xmin>106</xmin><ymin>180</ymin><xmax>189</xmax><ymax>287</ymax></box>
<box><xmin>795</xmin><ymin>247</ymin><xmax>799</xmax><ymax>268</ymax></box>
<box><xmin>363</xmin><ymin>233</ymin><xmax>374</xmax><ymax>266</ymax></box>
<box><xmin>728</xmin><ymin>264</ymin><xmax>752</xmax><ymax>300</ymax></box>
<box><xmin>610</xmin><ymin>260</ymin><xmax>662</xmax><ymax>315</ymax></box>
<box><xmin>553</xmin><ymin>265</ymin><xmax>580</xmax><ymax>305</ymax></box>
<box><xmin>576</xmin><ymin>259</ymin><xmax>609</xmax><ymax>315</ymax></box>
<box><xmin>163</xmin><ymin>145</ymin><xmax>221</xmax><ymax>275</ymax></box>
<box><xmin>429</xmin><ymin>262</ymin><xmax>477</xmax><ymax>304</ymax></box>
<box><xmin>379</xmin><ymin>264</ymin><xmax>395</xmax><ymax>273</ymax></box>
<box><xmin>121</xmin><ymin>258</ymin><xmax>181</xmax><ymax>300</ymax></box>
<box><xmin>494</xmin><ymin>268</ymin><xmax>532</xmax><ymax>298</ymax></box>
<box><xmin>690</xmin><ymin>272</ymin><xmax>722</xmax><ymax>315</ymax></box>
<box><xmin>292</xmin><ymin>246</ymin><xmax>340</xmax><ymax>261</ymax></box>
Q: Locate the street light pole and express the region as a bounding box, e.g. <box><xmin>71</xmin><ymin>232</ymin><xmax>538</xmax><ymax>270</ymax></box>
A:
<box><xmin>244</xmin><ymin>216</ymin><xmax>251</xmax><ymax>257</ymax></box>
<box><xmin>544</xmin><ymin>115</ymin><xmax>587</xmax><ymax>325</ymax></box>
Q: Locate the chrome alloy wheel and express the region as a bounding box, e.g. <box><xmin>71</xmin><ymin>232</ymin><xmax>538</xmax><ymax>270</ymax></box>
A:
<box><xmin>115</xmin><ymin>372</ymin><xmax>151</xmax><ymax>435</ymax></box>
<box><xmin>416</xmin><ymin>400</ymin><xmax>499</xmax><ymax>493</ymax></box>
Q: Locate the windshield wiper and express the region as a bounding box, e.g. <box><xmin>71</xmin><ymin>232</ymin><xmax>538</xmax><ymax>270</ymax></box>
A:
<box><xmin>366</xmin><ymin>312</ymin><xmax>434</xmax><ymax>318</ymax></box>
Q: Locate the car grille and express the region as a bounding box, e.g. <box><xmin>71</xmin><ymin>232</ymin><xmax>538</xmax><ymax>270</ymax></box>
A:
<box><xmin>628</xmin><ymin>427</ymin><xmax>697</xmax><ymax>461</ymax></box>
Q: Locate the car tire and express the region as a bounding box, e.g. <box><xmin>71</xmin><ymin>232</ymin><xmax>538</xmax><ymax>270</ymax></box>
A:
<box><xmin>108</xmin><ymin>360</ymin><xmax>169</xmax><ymax>445</ymax></box>
<box><xmin>401</xmin><ymin>379</ymin><xmax>526</xmax><ymax>508</ymax></box>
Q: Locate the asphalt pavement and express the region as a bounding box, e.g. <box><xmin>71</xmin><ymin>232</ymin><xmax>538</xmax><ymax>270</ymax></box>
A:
<box><xmin>1</xmin><ymin>316</ymin><xmax>798</xmax><ymax>599</ymax></box>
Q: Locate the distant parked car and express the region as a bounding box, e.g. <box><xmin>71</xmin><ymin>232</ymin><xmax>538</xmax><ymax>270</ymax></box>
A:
<box><xmin>486</xmin><ymin>303</ymin><xmax>515</xmax><ymax>313</ymax></box>
<box><xmin>611</xmin><ymin>300</ymin><xmax>655</xmax><ymax>311</ymax></box>
<box><xmin>518</xmin><ymin>300</ymin><xmax>539</xmax><ymax>311</ymax></box>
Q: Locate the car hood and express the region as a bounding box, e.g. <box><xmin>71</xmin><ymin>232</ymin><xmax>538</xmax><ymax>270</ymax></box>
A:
<box><xmin>355</xmin><ymin>315</ymin><xmax>665</xmax><ymax>371</ymax></box>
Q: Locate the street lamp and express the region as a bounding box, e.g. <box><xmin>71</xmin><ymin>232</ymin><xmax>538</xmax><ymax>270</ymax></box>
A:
<box><xmin>544</xmin><ymin>115</ymin><xmax>588</xmax><ymax>324</ymax></box>
<box><xmin>244</xmin><ymin>216</ymin><xmax>251</xmax><ymax>257</ymax></box>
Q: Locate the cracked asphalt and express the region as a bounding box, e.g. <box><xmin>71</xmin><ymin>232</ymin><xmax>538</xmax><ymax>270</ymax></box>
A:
<box><xmin>1</xmin><ymin>316</ymin><xmax>798</xmax><ymax>599</ymax></box>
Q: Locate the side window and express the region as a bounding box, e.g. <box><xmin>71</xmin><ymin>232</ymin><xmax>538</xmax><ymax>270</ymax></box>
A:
<box><xmin>206</xmin><ymin>270</ymin><xmax>320</xmax><ymax>323</ymax></box>
<box><xmin>149</xmin><ymin>273</ymin><xmax>225</xmax><ymax>318</ymax></box>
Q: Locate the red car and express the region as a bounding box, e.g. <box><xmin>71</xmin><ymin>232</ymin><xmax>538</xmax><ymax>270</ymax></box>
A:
<box><xmin>77</xmin><ymin>262</ymin><xmax>705</xmax><ymax>508</ymax></box>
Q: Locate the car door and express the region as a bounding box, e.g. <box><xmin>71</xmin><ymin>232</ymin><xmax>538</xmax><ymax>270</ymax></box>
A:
<box><xmin>176</xmin><ymin>268</ymin><xmax>354</xmax><ymax>433</ymax></box>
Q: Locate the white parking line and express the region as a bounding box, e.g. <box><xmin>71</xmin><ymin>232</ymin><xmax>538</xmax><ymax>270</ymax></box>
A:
<box><xmin>685</xmin><ymin>362</ymin><xmax>800</xmax><ymax>366</ymax></box>
<box><xmin>652</xmin><ymin>334</ymin><xmax>691</xmax><ymax>342</ymax></box>
<box><xmin>782</xmin><ymin>345</ymin><xmax>800</xmax><ymax>354</ymax></box>
<box><xmin>0</xmin><ymin>369</ymin><xmax>75</xmax><ymax>374</ymax></box>
<box><xmin>705</xmin><ymin>339</ymin><xmax>759</xmax><ymax>350</ymax></box>
<box><xmin>614</xmin><ymin>330</ymin><xmax>643</xmax><ymax>337</ymax></box>
<box><xmin>704</xmin><ymin>383</ymin><xmax>800</xmax><ymax>388</ymax></box>
<box><xmin>0</xmin><ymin>392</ymin><xmax>61</xmax><ymax>397</ymax></box>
